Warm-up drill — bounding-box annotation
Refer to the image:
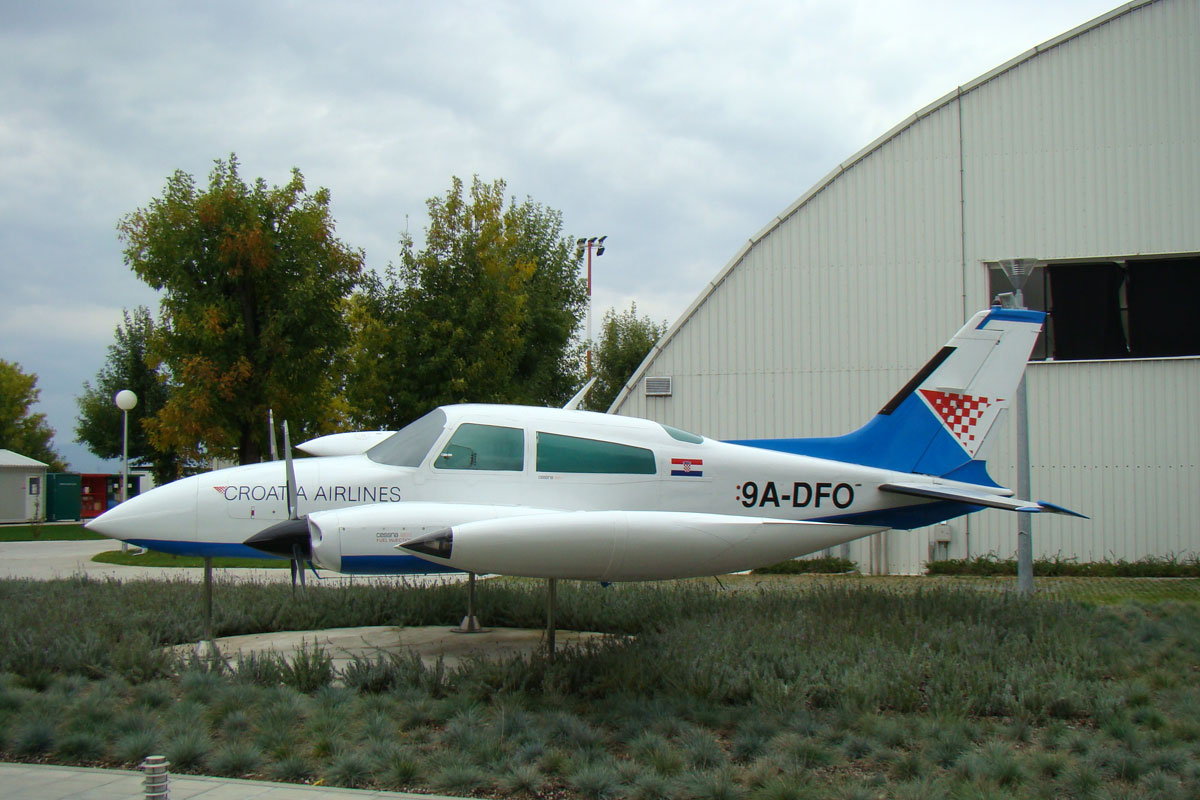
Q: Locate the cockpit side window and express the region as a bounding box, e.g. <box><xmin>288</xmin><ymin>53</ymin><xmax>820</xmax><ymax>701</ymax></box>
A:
<box><xmin>366</xmin><ymin>409</ymin><xmax>447</xmax><ymax>467</ymax></box>
<box><xmin>662</xmin><ymin>424</ymin><xmax>704</xmax><ymax>444</ymax></box>
<box><xmin>536</xmin><ymin>432</ymin><xmax>656</xmax><ymax>474</ymax></box>
<box><xmin>434</xmin><ymin>423</ymin><xmax>524</xmax><ymax>471</ymax></box>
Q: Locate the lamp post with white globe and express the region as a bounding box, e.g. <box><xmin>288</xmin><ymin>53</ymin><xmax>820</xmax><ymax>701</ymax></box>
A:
<box><xmin>114</xmin><ymin>390</ymin><xmax>138</xmax><ymax>504</ymax></box>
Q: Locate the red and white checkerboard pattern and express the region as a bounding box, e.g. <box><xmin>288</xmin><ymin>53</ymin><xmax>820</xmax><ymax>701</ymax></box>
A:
<box><xmin>919</xmin><ymin>389</ymin><xmax>1000</xmax><ymax>453</ymax></box>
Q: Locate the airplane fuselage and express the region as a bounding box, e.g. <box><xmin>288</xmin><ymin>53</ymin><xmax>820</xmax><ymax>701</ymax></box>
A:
<box><xmin>89</xmin><ymin>403</ymin><xmax>919</xmax><ymax>575</ymax></box>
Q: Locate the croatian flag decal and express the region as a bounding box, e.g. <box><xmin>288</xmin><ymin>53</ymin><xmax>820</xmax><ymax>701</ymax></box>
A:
<box><xmin>670</xmin><ymin>458</ymin><xmax>703</xmax><ymax>477</ymax></box>
<box><xmin>918</xmin><ymin>388</ymin><xmax>1001</xmax><ymax>457</ymax></box>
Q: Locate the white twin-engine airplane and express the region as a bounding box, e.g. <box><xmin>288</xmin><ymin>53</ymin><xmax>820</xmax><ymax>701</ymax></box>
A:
<box><xmin>87</xmin><ymin>307</ymin><xmax>1084</xmax><ymax>582</ymax></box>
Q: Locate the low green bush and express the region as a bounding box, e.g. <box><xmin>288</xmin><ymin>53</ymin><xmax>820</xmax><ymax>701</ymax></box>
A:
<box><xmin>753</xmin><ymin>556</ymin><xmax>858</xmax><ymax>575</ymax></box>
<box><xmin>926</xmin><ymin>553</ymin><xmax>1200</xmax><ymax>577</ymax></box>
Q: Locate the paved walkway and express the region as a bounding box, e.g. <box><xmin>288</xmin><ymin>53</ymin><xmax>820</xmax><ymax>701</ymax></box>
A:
<box><xmin>0</xmin><ymin>762</ymin><xmax>461</xmax><ymax>799</ymax></box>
<box><xmin>0</xmin><ymin>540</ymin><xmax>463</xmax><ymax>586</ymax></box>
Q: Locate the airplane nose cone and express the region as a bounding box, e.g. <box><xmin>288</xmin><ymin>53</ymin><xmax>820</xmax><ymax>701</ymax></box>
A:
<box><xmin>85</xmin><ymin>476</ymin><xmax>199</xmax><ymax>544</ymax></box>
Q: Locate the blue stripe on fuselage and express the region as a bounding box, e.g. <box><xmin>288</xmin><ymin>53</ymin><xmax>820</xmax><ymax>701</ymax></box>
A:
<box><xmin>121</xmin><ymin>540</ymin><xmax>461</xmax><ymax>575</ymax></box>
<box><xmin>124</xmin><ymin>539</ymin><xmax>286</xmax><ymax>560</ymax></box>
<box><xmin>339</xmin><ymin>555</ymin><xmax>462</xmax><ymax>575</ymax></box>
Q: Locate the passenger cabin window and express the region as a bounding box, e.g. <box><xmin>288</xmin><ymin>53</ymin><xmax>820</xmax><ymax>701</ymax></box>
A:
<box><xmin>435</xmin><ymin>423</ymin><xmax>524</xmax><ymax>471</ymax></box>
<box><xmin>536</xmin><ymin>432</ymin><xmax>656</xmax><ymax>474</ymax></box>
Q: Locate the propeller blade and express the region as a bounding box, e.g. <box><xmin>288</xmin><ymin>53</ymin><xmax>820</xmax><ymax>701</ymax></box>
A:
<box><xmin>291</xmin><ymin>542</ymin><xmax>306</xmax><ymax>591</ymax></box>
<box><xmin>289</xmin><ymin>555</ymin><xmax>298</xmax><ymax>591</ymax></box>
<box><xmin>283</xmin><ymin>421</ymin><xmax>298</xmax><ymax>521</ymax></box>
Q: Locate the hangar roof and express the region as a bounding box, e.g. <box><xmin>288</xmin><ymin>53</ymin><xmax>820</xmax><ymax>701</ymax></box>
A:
<box><xmin>0</xmin><ymin>449</ymin><xmax>49</xmax><ymax>470</ymax></box>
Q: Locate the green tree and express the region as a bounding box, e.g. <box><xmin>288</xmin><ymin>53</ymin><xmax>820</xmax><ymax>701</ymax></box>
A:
<box><xmin>585</xmin><ymin>303</ymin><xmax>667</xmax><ymax>412</ymax></box>
<box><xmin>0</xmin><ymin>360</ymin><xmax>66</xmax><ymax>470</ymax></box>
<box><xmin>119</xmin><ymin>155</ymin><xmax>364</xmax><ymax>465</ymax></box>
<box><xmin>346</xmin><ymin>176</ymin><xmax>586</xmax><ymax>428</ymax></box>
<box><xmin>75</xmin><ymin>307</ymin><xmax>181</xmax><ymax>482</ymax></box>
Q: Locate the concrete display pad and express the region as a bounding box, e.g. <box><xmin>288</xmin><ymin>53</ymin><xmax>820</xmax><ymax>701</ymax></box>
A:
<box><xmin>174</xmin><ymin>625</ymin><xmax>611</xmax><ymax>673</ymax></box>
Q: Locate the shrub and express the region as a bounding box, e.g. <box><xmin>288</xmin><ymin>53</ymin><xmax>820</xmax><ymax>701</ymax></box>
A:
<box><xmin>497</xmin><ymin>762</ymin><xmax>542</xmax><ymax>795</ymax></box>
<box><xmin>164</xmin><ymin>728</ymin><xmax>210</xmax><ymax>771</ymax></box>
<box><xmin>112</xmin><ymin>729</ymin><xmax>160</xmax><ymax>764</ymax></box>
<box><xmin>378</xmin><ymin>748</ymin><xmax>422</xmax><ymax>789</ymax></box>
<box><xmin>55</xmin><ymin>730</ymin><xmax>107</xmax><ymax>761</ymax></box>
<box><xmin>341</xmin><ymin>653</ymin><xmax>402</xmax><ymax>693</ymax></box>
<box><xmin>233</xmin><ymin>650</ymin><xmax>285</xmax><ymax>687</ymax></box>
<box><xmin>569</xmin><ymin>762</ymin><xmax>625</xmax><ymax>799</ymax></box>
<box><xmin>281</xmin><ymin>641</ymin><xmax>334</xmax><ymax>693</ymax></box>
<box><xmin>753</xmin><ymin>556</ymin><xmax>858</xmax><ymax>575</ymax></box>
<box><xmin>269</xmin><ymin>753</ymin><xmax>315</xmax><ymax>783</ymax></box>
<box><xmin>11</xmin><ymin>719</ymin><xmax>55</xmax><ymax>756</ymax></box>
<box><xmin>206</xmin><ymin>741</ymin><xmax>262</xmax><ymax>777</ymax></box>
<box><xmin>430</xmin><ymin>762</ymin><xmax>489</xmax><ymax>794</ymax></box>
<box><xmin>324</xmin><ymin>749</ymin><xmax>373</xmax><ymax>788</ymax></box>
<box><xmin>679</xmin><ymin>726</ymin><xmax>727</xmax><ymax>769</ymax></box>
<box><xmin>629</xmin><ymin>771</ymin><xmax>674</xmax><ymax>800</ymax></box>
<box><xmin>679</xmin><ymin>769</ymin><xmax>746</xmax><ymax>800</ymax></box>
<box><xmin>926</xmin><ymin>553</ymin><xmax>1200</xmax><ymax>577</ymax></box>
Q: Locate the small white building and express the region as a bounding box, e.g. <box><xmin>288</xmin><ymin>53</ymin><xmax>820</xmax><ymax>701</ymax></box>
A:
<box><xmin>0</xmin><ymin>450</ymin><xmax>49</xmax><ymax>523</ymax></box>
<box><xmin>613</xmin><ymin>0</ymin><xmax>1200</xmax><ymax>573</ymax></box>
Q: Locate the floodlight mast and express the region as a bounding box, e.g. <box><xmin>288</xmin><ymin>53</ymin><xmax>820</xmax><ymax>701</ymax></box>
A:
<box><xmin>576</xmin><ymin>235</ymin><xmax>606</xmax><ymax>377</ymax></box>
<box><xmin>995</xmin><ymin>258</ymin><xmax>1041</xmax><ymax>596</ymax></box>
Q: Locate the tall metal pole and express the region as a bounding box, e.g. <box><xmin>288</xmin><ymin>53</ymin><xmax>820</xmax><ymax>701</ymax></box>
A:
<box><xmin>114</xmin><ymin>390</ymin><xmax>137</xmax><ymax>554</ymax></box>
<box><xmin>586</xmin><ymin>245</ymin><xmax>593</xmax><ymax>377</ymax></box>
<box><xmin>576</xmin><ymin>236</ymin><xmax>606</xmax><ymax>378</ymax></box>
<box><xmin>996</xmin><ymin>260</ymin><xmax>1036</xmax><ymax>595</ymax></box>
<box><xmin>1016</xmin><ymin>374</ymin><xmax>1034</xmax><ymax>594</ymax></box>
<box><xmin>546</xmin><ymin>578</ymin><xmax>557</xmax><ymax>657</ymax></box>
<box><xmin>121</xmin><ymin>408</ymin><xmax>129</xmax><ymax>504</ymax></box>
<box><xmin>115</xmin><ymin>390</ymin><xmax>138</xmax><ymax>503</ymax></box>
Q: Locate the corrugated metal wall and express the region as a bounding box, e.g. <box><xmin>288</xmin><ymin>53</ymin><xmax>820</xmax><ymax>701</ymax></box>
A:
<box><xmin>614</xmin><ymin>0</ymin><xmax>1200</xmax><ymax>573</ymax></box>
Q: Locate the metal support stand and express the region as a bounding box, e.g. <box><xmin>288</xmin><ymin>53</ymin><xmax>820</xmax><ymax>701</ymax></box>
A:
<box><xmin>196</xmin><ymin>556</ymin><xmax>218</xmax><ymax>660</ymax></box>
<box><xmin>546</xmin><ymin>577</ymin><xmax>557</xmax><ymax>657</ymax></box>
<box><xmin>454</xmin><ymin>572</ymin><xmax>486</xmax><ymax>633</ymax></box>
<box><xmin>1016</xmin><ymin>374</ymin><xmax>1034</xmax><ymax>595</ymax></box>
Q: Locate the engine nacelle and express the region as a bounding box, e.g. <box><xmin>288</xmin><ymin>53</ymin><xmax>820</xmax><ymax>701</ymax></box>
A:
<box><xmin>399</xmin><ymin>511</ymin><xmax>871</xmax><ymax>581</ymax></box>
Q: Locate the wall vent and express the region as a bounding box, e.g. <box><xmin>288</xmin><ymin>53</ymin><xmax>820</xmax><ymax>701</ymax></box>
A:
<box><xmin>645</xmin><ymin>377</ymin><xmax>672</xmax><ymax>396</ymax></box>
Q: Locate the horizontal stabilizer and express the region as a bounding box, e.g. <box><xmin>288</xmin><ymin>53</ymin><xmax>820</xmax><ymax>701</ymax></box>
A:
<box><xmin>880</xmin><ymin>482</ymin><xmax>1088</xmax><ymax>518</ymax></box>
<box><xmin>296</xmin><ymin>430</ymin><xmax>395</xmax><ymax>457</ymax></box>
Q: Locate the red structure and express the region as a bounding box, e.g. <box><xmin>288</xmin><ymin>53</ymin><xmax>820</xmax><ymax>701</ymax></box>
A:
<box><xmin>80</xmin><ymin>474</ymin><xmax>141</xmax><ymax>519</ymax></box>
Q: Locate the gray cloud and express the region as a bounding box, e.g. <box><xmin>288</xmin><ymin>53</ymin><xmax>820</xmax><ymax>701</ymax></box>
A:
<box><xmin>0</xmin><ymin>0</ymin><xmax>1117</xmax><ymax>471</ymax></box>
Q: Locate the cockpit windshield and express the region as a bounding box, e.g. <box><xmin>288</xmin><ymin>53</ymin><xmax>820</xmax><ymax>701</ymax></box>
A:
<box><xmin>366</xmin><ymin>409</ymin><xmax>447</xmax><ymax>467</ymax></box>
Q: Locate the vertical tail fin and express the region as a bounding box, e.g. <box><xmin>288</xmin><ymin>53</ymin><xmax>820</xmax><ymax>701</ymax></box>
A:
<box><xmin>733</xmin><ymin>308</ymin><xmax>1045</xmax><ymax>481</ymax></box>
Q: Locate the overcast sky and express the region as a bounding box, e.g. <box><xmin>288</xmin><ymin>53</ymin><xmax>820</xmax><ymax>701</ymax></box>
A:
<box><xmin>1</xmin><ymin>0</ymin><xmax>1118</xmax><ymax>473</ymax></box>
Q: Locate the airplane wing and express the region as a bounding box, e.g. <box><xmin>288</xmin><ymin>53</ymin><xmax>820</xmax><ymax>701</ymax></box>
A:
<box><xmin>879</xmin><ymin>482</ymin><xmax>1088</xmax><ymax>518</ymax></box>
<box><xmin>394</xmin><ymin>509</ymin><xmax>882</xmax><ymax>581</ymax></box>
